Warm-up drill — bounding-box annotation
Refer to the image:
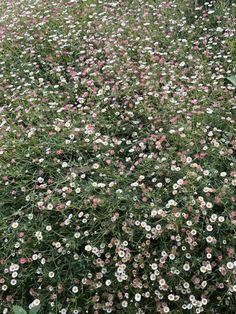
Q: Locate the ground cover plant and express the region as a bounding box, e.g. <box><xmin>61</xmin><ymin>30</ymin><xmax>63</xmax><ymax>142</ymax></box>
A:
<box><xmin>0</xmin><ymin>0</ymin><xmax>235</xmax><ymax>313</ymax></box>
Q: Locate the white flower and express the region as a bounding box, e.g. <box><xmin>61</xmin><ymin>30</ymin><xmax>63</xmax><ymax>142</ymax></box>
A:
<box><xmin>118</xmin><ymin>251</ymin><xmax>125</xmax><ymax>258</ymax></box>
<box><xmin>122</xmin><ymin>301</ymin><xmax>128</xmax><ymax>308</ymax></box>
<box><xmin>206</xmin><ymin>236</ymin><xmax>213</xmax><ymax>243</ymax></box>
<box><xmin>2</xmin><ymin>285</ymin><xmax>8</xmax><ymax>291</ymax></box>
<box><xmin>220</xmin><ymin>172</ymin><xmax>227</xmax><ymax>177</ymax></box>
<box><xmin>168</xmin><ymin>294</ymin><xmax>175</xmax><ymax>301</ymax></box>
<box><xmin>135</xmin><ymin>293</ymin><xmax>141</xmax><ymax>302</ymax></box>
<box><xmin>33</xmin><ymin>299</ymin><xmax>40</xmax><ymax>307</ymax></box>
<box><xmin>37</xmin><ymin>177</ymin><xmax>44</xmax><ymax>183</ymax></box>
<box><xmin>74</xmin><ymin>232</ymin><xmax>80</xmax><ymax>238</ymax></box>
<box><xmin>183</xmin><ymin>264</ymin><xmax>190</xmax><ymax>271</ymax></box>
<box><xmin>186</xmin><ymin>157</ymin><xmax>192</xmax><ymax>163</ymax></box>
<box><xmin>206</xmin><ymin>202</ymin><xmax>212</xmax><ymax>209</ymax></box>
<box><xmin>177</xmin><ymin>179</ymin><xmax>184</xmax><ymax>185</ymax></box>
<box><xmin>151</xmin><ymin>263</ymin><xmax>158</xmax><ymax>270</ymax></box>
<box><xmin>92</xmin><ymin>163</ymin><xmax>100</xmax><ymax>169</ymax></box>
<box><xmin>200</xmin><ymin>266</ymin><xmax>206</xmax><ymax>273</ymax></box>
<box><xmin>151</xmin><ymin>209</ymin><xmax>158</xmax><ymax>217</ymax></box>
<box><xmin>72</xmin><ymin>286</ymin><xmax>78</xmax><ymax>293</ymax></box>
<box><xmin>10</xmin><ymin>279</ymin><xmax>17</xmax><ymax>285</ymax></box>
<box><xmin>227</xmin><ymin>262</ymin><xmax>234</xmax><ymax>270</ymax></box>
<box><xmin>85</xmin><ymin>245</ymin><xmax>92</xmax><ymax>252</ymax></box>
<box><xmin>218</xmin><ymin>216</ymin><xmax>225</xmax><ymax>222</ymax></box>
<box><xmin>206</xmin><ymin>225</ymin><xmax>213</xmax><ymax>232</ymax></box>
<box><xmin>11</xmin><ymin>222</ymin><xmax>19</xmax><ymax>229</ymax></box>
<box><xmin>163</xmin><ymin>306</ymin><xmax>170</xmax><ymax>313</ymax></box>
<box><xmin>47</xmin><ymin>203</ymin><xmax>53</xmax><ymax>210</ymax></box>
<box><xmin>203</xmin><ymin>170</ymin><xmax>209</xmax><ymax>176</ymax></box>
<box><xmin>191</xmin><ymin>229</ymin><xmax>197</xmax><ymax>235</ymax></box>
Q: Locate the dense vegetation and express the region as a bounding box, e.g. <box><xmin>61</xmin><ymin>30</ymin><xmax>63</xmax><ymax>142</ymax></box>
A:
<box><xmin>0</xmin><ymin>0</ymin><xmax>235</xmax><ymax>313</ymax></box>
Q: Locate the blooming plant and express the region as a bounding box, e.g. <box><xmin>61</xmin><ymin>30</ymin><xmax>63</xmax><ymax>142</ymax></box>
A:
<box><xmin>0</xmin><ymin>0</ymin><xmax>235</xmax><ymax>313</ymax></box>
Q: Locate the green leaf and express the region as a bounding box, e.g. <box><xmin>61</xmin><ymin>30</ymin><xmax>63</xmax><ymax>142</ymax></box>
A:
<box><xmin>29</xmin><ymin>305</ymin><xmax>41</xmax><ymax>314</ymax></box>
<box><xmin>12</xmin><ymin>306</ymin><xmax>27</xmax><ymax>314</ymax></box>
<box><xmin>227</xmin><ymin>75</ymin><xmax>236</xmax><ymax>86</ymax></box>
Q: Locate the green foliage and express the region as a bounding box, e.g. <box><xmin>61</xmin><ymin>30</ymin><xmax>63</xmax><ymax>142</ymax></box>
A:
<box><xmin>227</xmin><ymin>75</ymin><xmax>236</xmax><ymax>86</ymax></box>
<box><xmin>12</xmin><ymin>305</ymin><xmax>40</xmax><ymax>314</ymax></box>
<box><xmin>0</xmin><ymin>0</ymin><xmax>235</xmax><ymax>313</ymax></box>
<box><xmin>29</xmin><ymin>306</ymin><xmax>41</xmax><ymax>314</ymax></box>
<box><xmin>12</xmin><ymin>306</ymin><xmax>27</xmax><ymax>314</ymax></box>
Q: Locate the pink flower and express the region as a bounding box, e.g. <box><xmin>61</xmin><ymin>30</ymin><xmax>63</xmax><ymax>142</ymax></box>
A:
<box><xmin>56</xmin><ymin>149</ymin><xmax>63</xmax><ymax>155</ymax></box>
<box><xmin>19</xmin><ymin>258</ymin><xmax>27</xmax><ymax>264</ymax></box>
<box><xmin>170</xmin><ymin>115</ymin><xmax>180</xmax><ymax>124</ymax></box>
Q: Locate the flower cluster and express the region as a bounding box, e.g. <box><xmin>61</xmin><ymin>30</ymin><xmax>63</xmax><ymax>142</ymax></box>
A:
<box><xmin>0</xmin><ymin>0</ymin><xmax>235</xmax><ymax>313</ymax></box>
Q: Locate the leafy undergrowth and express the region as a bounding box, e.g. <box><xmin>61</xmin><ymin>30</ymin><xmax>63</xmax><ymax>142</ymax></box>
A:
<box><xmin>0</xmin><ymin>0</ymin><xmax>235</xmax><ymax>313</ymax></box>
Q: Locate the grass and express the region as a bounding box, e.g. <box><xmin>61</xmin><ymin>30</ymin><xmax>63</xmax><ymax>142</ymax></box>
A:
<box><xmin>0</xmin><ymin>0</ymin><xmax>236</xmax><ymax>313</ymax></box>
